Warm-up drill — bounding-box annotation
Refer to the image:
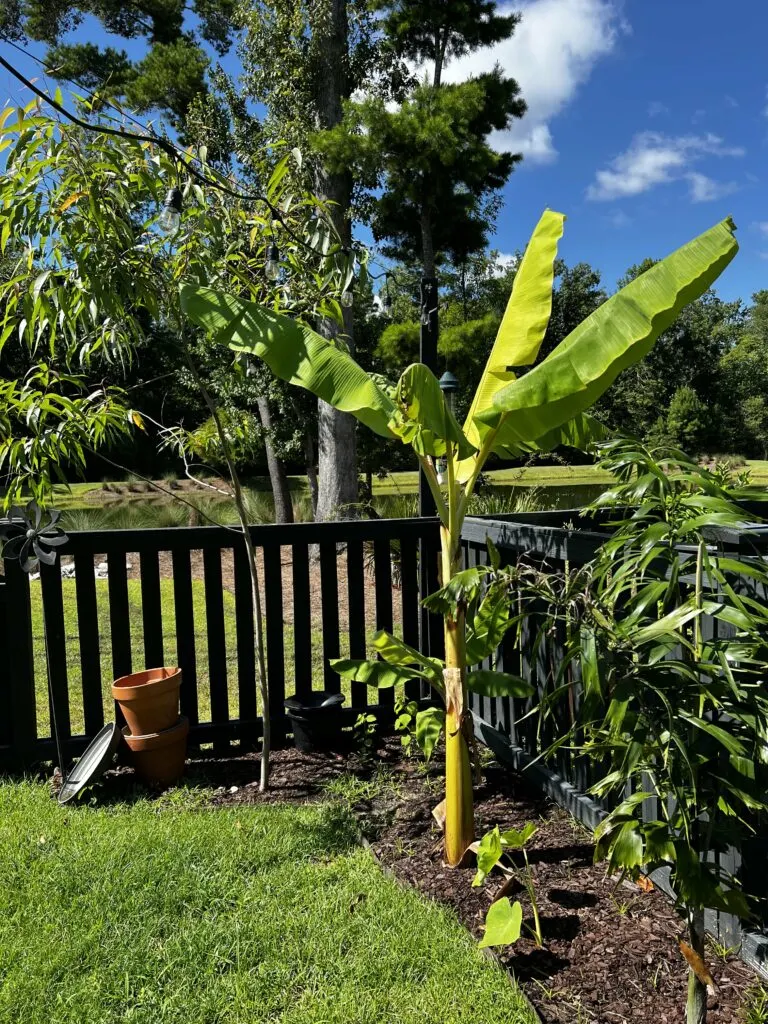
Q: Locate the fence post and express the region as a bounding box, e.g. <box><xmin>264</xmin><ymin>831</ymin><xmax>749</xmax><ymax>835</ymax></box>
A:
<box><xmin>2</xmin><ymin>557</ymin><xmax>37</xmax><ymax>769</ymax></box>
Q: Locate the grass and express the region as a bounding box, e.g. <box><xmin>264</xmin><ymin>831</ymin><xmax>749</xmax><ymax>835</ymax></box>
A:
<box><xmin>29</xmin><ymin>576</ymin><xmax>398</xmax><ymax>738</ymax></box>
<box><xmin>30</xmin><ymin>578</ymin><xmax>255</xmax><ymax>735</ymax></box>
<box><xmin>0</xmin><ymin>782</ymin><xmax>537</xmax><ymax>1024</ymax></box>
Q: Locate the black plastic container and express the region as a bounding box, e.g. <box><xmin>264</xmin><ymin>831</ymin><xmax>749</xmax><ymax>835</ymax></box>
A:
<box><xmin>284</xmin><ymin>692</ymin><xmax>346</xmax><ymax>753</ymax></box>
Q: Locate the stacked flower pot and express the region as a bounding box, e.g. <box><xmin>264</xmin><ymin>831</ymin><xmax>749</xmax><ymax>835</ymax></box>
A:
<box><xmin>112</xmin><ymin>668</ymin><xmax>188</xmax><ymax>787</ymax></box>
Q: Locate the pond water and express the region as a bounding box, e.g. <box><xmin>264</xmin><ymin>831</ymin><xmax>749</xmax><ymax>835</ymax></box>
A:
<box><xmin>59</xmin><ymin>480</ymin><xmax>613</xmax><ymax>531</ymax></box>
<box><xmin>521</xmin><ymin>482</ymin><xmax>610</xmax><ymax>511</ymax></box>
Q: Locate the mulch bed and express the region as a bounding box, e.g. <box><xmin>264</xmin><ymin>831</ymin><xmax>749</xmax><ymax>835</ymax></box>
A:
<box><xmin>354</xmin><ymin>750</ymin><xmax>760</xmax><ymax>1024</ymax></box>
<box><xmin>91</xmin><ymin>739</ymin><xmax>762</xmax><ymax>1023</ymax></box>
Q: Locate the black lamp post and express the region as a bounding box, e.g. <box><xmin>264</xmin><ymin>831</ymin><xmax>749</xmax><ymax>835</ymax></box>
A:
<box><xmin>438</xmin><ymin>370</ymin><xmax>459</xmax><ymax>414</ymax></box>
<box><xmin>418</xmin><ymin>276</ymin><xmax>440</xmax><ymax>679</ymax></box>
<box><xmin>436</xmin><ymin>371</ymin><xmax>459</xmax><ymax>484</ymax></box>
<box><xmin>419</xmin><ymin>278</ymin><xmax>439</xmax><ymax>514</ymax></box>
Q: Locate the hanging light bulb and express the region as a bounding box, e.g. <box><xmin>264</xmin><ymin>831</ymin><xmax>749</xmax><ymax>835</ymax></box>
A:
<box><xmin>158</xmin><ymin>187</ymin><xmax>182</xmax><ymax>235</ymax></box>
<box><xmin>265</xmin><ymin>242</ymin><xmax>281</xmax><ymax>282</ymax></box>
<box><xmin>341</xmin><ymin>288</ymin><xmax>354</xmax><ymax>308</ymax></box>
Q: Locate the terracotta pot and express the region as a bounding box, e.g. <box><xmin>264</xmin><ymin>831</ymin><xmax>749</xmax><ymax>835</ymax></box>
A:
<box><xmin>112</xmin><ymin>667</ymin><xmax>181</xmax><ymax>736</ymax></box>
<box><xmin>122</xmin><ymin>716</ymin><xmax>189</xmax><ymax>787</ymax></box>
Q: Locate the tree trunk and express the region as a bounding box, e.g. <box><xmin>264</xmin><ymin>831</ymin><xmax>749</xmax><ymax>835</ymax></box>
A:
<box><xmin>421</xmin><ymin>206</ymin><xmax>437</xmax><ymax>279</ymax></box>
<box><xmin>311</xmin><ymin>0</ymin><xmax>358</xmax><ymax>521</ymax></box>
<box><xmin>303</xmin><ymin>426</ymin><xmax>319</xmax><ymax>518</ymax></box>
<box><xmin>256</xmin><ymin>395</ymin><xmax>294</xmax><ymax>524</ymax></box>
<box><xmin>686</xmin><ymin>910</ymin><xmax>708</xmax><ymax>1024</ymax></box>
<box><xmin>316</xmin><ymin>383</ymin><xmax>357</xmax><ymax>519</ymax></box>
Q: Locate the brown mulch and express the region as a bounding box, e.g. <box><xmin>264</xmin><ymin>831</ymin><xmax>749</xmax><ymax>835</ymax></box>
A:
<box><xmin>357</xmin><ymin>750</ymin><xmax>760</xmax><ymax>1024</ymax></box>
<box><xmin>111</xmin><ymin>738</ymin><xmax>764</xmax><ymax>1024</ymax></box>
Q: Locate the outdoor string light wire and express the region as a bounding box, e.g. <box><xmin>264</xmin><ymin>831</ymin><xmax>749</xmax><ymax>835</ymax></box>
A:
<box><xmin>0</xmin><ymin>48</ymin><xmax>352</xmax><ymax>264</ymax></box>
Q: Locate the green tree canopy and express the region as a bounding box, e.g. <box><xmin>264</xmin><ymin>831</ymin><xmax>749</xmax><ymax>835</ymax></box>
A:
<box><xmin>316</xmin><ymin>0</ymin><xmax>525</xmax><ymax>274</ymax></box>
<box><xmin>1</xmin><ymin>1</ymin><xmax>237</xmax><ymax>136</ymax></box>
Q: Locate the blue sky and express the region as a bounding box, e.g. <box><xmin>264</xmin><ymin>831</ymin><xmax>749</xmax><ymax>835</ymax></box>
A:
<box><xmin>1</xmin><ymin>0</ymin><xmax>766</xmax><ymax>302</ymax></box>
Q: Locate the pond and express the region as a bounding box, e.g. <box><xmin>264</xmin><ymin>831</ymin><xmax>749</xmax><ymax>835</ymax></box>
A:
<box><xmin>56</xmin><ymin>480</ymin><xmax>613</xmax><ymax>531</ymax></box>
<box><xmin>521</xmin><ymin>482</ymin><xmax>609</xmax><ymax>511</ymax></box>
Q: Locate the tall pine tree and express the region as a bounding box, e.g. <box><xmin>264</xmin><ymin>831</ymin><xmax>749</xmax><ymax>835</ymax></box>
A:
<box><xmin>317</xmin><ymin>0</ymin><xmax>526</xmax><ymax>276</ymax></box>
<box><xmin>240</xmin><ymin>0</ymin><xmax>395</xmax><ymax>520</ymax></box>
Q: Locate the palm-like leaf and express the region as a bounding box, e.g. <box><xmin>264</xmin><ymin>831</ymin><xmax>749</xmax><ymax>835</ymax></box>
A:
<box><xmin>180</xmin><ymin>285</ymin><xmax>397</xmax><ymax>438</ymax></box>
<box><xmin>458</xmin><ymin>210</ymin><xmax>564</xmax><ymax>480</ymax></box>
<box><xmin>486</xmin><ymin>217</ymin><xmax>738</xmax><ymax>444</ymax></box>
<box><xmin>392</xmin><ymin>364</ymin><xmax>476</xmax><ymax>459</ymax></box>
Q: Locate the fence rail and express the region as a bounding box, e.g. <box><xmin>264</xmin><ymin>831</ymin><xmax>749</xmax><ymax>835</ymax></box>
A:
<box><xmin>0</xmin><ymin>516</ymin><xmax>441</xmax><ymax>770</ymax></box>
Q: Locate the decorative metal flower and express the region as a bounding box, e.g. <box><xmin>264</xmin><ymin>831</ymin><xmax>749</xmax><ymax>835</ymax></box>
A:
<box><xmin>0</xmin><ymin>501</ymin><xmax>68</xmax><ymax>573</ymax></box>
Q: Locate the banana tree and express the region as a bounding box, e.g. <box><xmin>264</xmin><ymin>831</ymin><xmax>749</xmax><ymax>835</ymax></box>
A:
<box><xmin>181</xmin><ymin>210</ymin><xmax>738</xmax><ymax>866</ymax></box>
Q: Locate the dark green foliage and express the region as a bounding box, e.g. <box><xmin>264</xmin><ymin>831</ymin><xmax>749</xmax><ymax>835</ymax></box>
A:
<box><xmin>375</xmin><ymin>0</ymin><xmax>520</xmax><ymax>71</ymax></box>
<box><xmin>1</xmin><ymin>0</ymin><xmax>237</xmax><ymax>136</ymax></box>
<box><xmin>535</xmin><ymin>438</ymin><xmax>768</xmax><ymax>1019</ymax></box>
<box><xmin>664</xmin><ymin>385</ymin><xmax>709</xmax><ymax>453</ymax></box>
<box><xmin>316</xmin><ymin>0</ymin><xmax>525</xmax><ymax>273</ymax></box>
<box><xmin>720</xmin><ymin>291</ymin><xmax>768</xmax><ymax>457</ymax></box>
<box><xmin>320</xmin><ymin>74</ymin><xmax>524</xmax><ymax>270</ymax></box>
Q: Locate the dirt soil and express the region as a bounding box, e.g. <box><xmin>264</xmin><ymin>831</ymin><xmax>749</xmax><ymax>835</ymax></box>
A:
<box><xmin>94</xmin><ymin>740</ymin><xmax>763</xmax><ymax>1023</ymax></box>
<box><xmin>73</xmin><ymin>545</ymin><xmax>403</xmax><ymax>633</ymax></box>
<box><xmin>355</xmin><ymin>751</ymin><xmax>761</xmax><ymax>1024</ymax></box>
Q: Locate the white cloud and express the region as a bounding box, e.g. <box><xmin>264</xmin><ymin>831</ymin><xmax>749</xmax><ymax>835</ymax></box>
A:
<box><xmin>587</xmin><ymin>132</ymin><xmax>745</xmax><ymax>202</ymax></box>
<box><xmin>487</xmin><ymin>251</ymin><xmax>522</xmax><ymax>275</ymax></box>
<box><xmin>436</xmin><ymin>0</ymin><xmax>625</xmax><ymax>164</ymax></box>
<box><xmin>686</xmin><ymin>172</ymin><xmax>738</xmax><ymax>203</ymax></box>
<box><xmin>647</xmin><ymin>101</ymin><xmax>669</xmax><ymax>118</ymax></box>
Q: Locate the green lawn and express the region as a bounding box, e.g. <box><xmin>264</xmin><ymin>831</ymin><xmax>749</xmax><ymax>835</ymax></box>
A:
<box><xmin>0</xmin><ymin>782</ymin><xmax>536</xmax><ymax>1024</ymax></box>
<box><xmin>746</xmin><ymin>459</ymin><xmax>768</xmax><ymax>482</ymax></box>
<box><xmin>29</xmin><ymin>577</ymin><xmax>394</xmax><ymax>739</ymax></box>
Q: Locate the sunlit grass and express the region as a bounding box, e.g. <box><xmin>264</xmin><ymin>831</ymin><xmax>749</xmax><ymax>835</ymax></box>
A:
<box><xmin>28</xmin><ymin>576</ymin><xmax>400</xmax><ymax>739</ymax></box>
<box><xmin>0</xmin><ymin>782</ymin><xmax>537</xmax><ymax>1024</ymax></box>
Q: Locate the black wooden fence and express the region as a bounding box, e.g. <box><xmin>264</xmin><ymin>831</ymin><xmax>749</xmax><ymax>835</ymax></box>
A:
<box><xmin>462</xmin><ymin>511</ymin><xmax>768</xmax><ymax>959</ymax></box>
<box><xmin>3</xmin><ymin>508</ymin><xmax>767</xmax><ymax>958</ymax></box>
<box><xmin>0</xmin><ymin>516</ymin><xmax>441</xmax><ymax>771</ymax></box>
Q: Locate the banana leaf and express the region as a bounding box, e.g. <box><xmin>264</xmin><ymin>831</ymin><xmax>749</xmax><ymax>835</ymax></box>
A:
<box><xmin>458</xmin><ymin>210</ymin><xmax>564</xmax><ymax>479</ymax></box>
<box><xmin>391</xmin><ymin>363</ymin><xmax>476</xmax><ymax>459</ymax></box>
<box><xmin>180</xmin><ymin>285</ymin><xmax>397</xmax><ymax>438</ymax></box>
<box><xmin>486</xmin><ymin>217</ymin><xmax>738</xmax><ymax>443</ymax></box>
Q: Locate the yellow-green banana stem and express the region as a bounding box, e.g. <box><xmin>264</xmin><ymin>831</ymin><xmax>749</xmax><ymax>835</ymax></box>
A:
<box><xmin>440</xmin><ymin>517</ymin><xmax>475</xmax><ymax>866</ymax></box>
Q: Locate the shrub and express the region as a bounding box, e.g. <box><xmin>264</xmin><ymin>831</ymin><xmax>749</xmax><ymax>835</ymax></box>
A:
<box><xmin>539</xmin><ymin>439</ymin><xmax>768</xmax><ymax>1023</ymax></box>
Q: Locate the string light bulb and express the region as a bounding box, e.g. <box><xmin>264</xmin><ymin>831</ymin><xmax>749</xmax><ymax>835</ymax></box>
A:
<box><xmin>341</xmin><ymin>288</ymin><xmax>354</xmax><ymax>308</ymax></box>
<box><xmin>158</xmin><ymin>187</ymin><xmax>182</xmax><ymax>235</ymax></box>
<box><xmin>265</xmin><ymin>242</ymin><xmax>281</xmax><ymax>282</ymax></box>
